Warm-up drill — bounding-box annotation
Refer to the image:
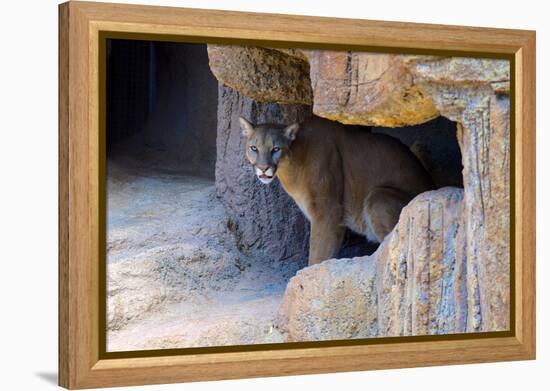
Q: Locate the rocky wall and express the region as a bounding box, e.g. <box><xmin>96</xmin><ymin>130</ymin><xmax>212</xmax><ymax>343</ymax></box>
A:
<box><xmin>208</xmin><ymin>45</ymin><xmax>510</xmax><ymax>339</ymax></box>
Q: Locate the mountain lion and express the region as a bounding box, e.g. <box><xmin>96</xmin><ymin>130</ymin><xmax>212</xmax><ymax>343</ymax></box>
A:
<box><xmin>239</xmin><ymin>115</ymin><xmax>434</xmax><ymax>265</ymax></box>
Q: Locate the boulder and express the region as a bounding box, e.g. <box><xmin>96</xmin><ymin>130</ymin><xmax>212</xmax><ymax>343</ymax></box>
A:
<box><xmin>208</xmin><ymin>45</ymin><xmax>312</xmax><ymax>105</ymax></box>
<box><xmin>306</xmin><ymin>51</ymin><xmax>439</xmax><ymax>127</ymax></box>
<box><xmin>375</xmin><ymin>187</ymin><xmax>466</xmax><ymax>336</ymax></box>
<box><xmin>308</xmin><ymin>52</ymin><xmax>509</xmax><ymax>127</ymax></box>
<box><xmin>278</xmin><ymin>256</ymin><xmax>378</xmax><ymax>341</ymax></box>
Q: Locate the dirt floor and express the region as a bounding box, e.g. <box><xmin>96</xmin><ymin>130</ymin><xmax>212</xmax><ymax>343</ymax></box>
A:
<box><xmin>106</xmin><ymin>152</ymin><xmax>303</xmax><ymax>352</ymax></box>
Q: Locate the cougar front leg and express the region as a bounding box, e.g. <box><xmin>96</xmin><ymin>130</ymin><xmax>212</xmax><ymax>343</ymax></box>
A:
<box><xmin>308</xmin><ymin>215</ymin><xmax>345</xmax><ymax>266</ymax></box>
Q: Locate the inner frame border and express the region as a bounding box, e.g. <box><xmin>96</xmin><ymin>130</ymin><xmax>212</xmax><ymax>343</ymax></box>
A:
<box><xmin>97</xmin><ymin>30</ymin><xmax>516</xmax><ymax>360</ymax></box>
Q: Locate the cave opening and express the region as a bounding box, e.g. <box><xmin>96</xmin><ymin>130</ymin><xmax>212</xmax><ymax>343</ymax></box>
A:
<box><xmin>106</xmin><ymin>40</ymin><xmax>217</xmax><ymax>177</ymax></box>
<box><xmin>372</xmin><ymin>117</ymin><xmax>463</xmax><ymax>189</ymax></box>
<box><xmin>334</xmin><ymin>115</ymin><xmax>463</xmax><ymax>259</ymax></box>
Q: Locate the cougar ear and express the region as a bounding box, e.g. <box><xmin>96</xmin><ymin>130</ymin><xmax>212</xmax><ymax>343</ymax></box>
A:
<box><xmin>283</xmin><ymin>123</ymin><xmax>300</xmax><ymax>142</ymax></box>
<box><xmin>239</xmin><ymin>117</ymin><xmax>255</xmax><ymax>137</ymax></box>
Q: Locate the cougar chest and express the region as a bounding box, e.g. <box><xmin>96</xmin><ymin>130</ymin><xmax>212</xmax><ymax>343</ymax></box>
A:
<box><xmin>276</xmin><ymin>168</ymin><xmax>312</xmax><ymax>221</ymax></box>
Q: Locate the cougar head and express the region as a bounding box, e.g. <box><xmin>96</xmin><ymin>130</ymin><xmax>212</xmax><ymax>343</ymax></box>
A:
<box><xmin>239</xmin><ymin>117</ymin><xmax>300</xmax><ymax>185</ymax></box>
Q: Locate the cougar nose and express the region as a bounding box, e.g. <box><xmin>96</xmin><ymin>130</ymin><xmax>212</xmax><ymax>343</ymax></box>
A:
<box><xmin>257</xmin><ymin>165</ymin><xmax>270</xmax><ymax>171</ymax></box>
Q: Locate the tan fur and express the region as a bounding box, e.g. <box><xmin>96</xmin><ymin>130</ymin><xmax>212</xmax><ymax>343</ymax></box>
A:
<box><xmin>240</xmin><ymin>116</ymin><xmax>434</xmax><ymax>265</ymax></box>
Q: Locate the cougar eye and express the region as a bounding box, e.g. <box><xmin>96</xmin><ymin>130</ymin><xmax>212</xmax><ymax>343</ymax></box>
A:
<box><xmin>272</xmin><ymin>147</ymin><xmax>280</xmax><ymax>153</ymax></box>
<box><xmin>250</xmin><ymin>146</ymin><xmax>258</xmax><ymax>152</ymax></box>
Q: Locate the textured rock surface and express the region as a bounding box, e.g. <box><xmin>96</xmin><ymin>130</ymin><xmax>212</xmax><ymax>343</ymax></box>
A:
<box><xmin>279</xmin><ymin>91</ymin><xmax>511</xmax><ymax>339</ymax></box>
<box><xmin>207</xmin><ymin>46</ymin><xmax>510</xmax><ymax>340</ymax></box>
<box><xmin>208</xmin><ymin>45</ymin><xmax>509</xmax><ymax>126</ymax></box>
<box><xmin>455</xmin><ymin>93</ymin><xmax>511</xmax><ymax>332</ymax></box>
<box><xmin>208</xmin><ymin>45</ymin><xmax>312</xmax><ymax>105</ymax></box>
<box><xmin>106</xmin><ymin>157</ymin><xmax>242</xmax><ymax>332</ymax></box>
<box><xmin>309</xmin><ymin>53</ymin><xmax>509</xmax><ymax>128</ymax></box>
<box><xmin>307</xmin><ymin>52</ymin><xmax>439</xmax><ymax>127</ymax></box>
<box><xmin>278</xmin><ymin>256</ymin><xmax>379</xmax><ymax>341</ymax></box>
<box><xmin>375</xmin><ymin>188</ymin><xmax>466</xmax><ymax>336</ymax></box>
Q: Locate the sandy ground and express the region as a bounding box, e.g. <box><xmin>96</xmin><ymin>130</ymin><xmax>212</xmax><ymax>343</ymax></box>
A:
<box><xmin>106</xmin><ymin>155</ymin><xmax>302</xmax><ymax>352</ymax></box>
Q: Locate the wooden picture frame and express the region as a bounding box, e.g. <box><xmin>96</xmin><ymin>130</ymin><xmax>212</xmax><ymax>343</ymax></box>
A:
<box><xmin>59</xmin><ymin>1</ymin><xmax>536</xmax><ymax>389</ymax></box>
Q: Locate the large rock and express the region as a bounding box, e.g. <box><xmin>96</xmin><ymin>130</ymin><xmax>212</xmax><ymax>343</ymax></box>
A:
<box><xmin>456</xmin><ymin>92</ymin><xmax>511</xmax><ymax>332</ymax></box>
<box><xmin>208</xmin><ymin>45</ymin><xmax>312</xmax><ymax>105</ymax></box>
<box><xmin>375</xmin><ymin>187</ymin><xmax>466</xmax><ymax>336</ymax></box>
<box><xmin>306</xmin><ymin>52</ymin><xmax>439</xmax><ymax>127</ymax></box>
<box><xmin>423</xmin><ymin>82</ymin><xmax>511</xmax><ymax>332</ymax></box>
<box><xmin>277</xmin><ymin>84</ymin><xmax>510</xmax><ymax>340</ymax></box>
<box><xmin>278</xmin><ymin>256</ymin><xmax>378</xmax><ymax>341</ymax></box>
<box><xmin>208</xmin><ymin>45</ymin><xmax>509</xmax><ymax>127</ymax></box>
<box><xmin>307</xmin><ymin>52</ymin><xmax>508</xmax><ymax>127</ymax></box>
<box><xmin>278</xmin><ymin>89</ymin><xmax>511</xmax><ymax>339</ymax></box>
